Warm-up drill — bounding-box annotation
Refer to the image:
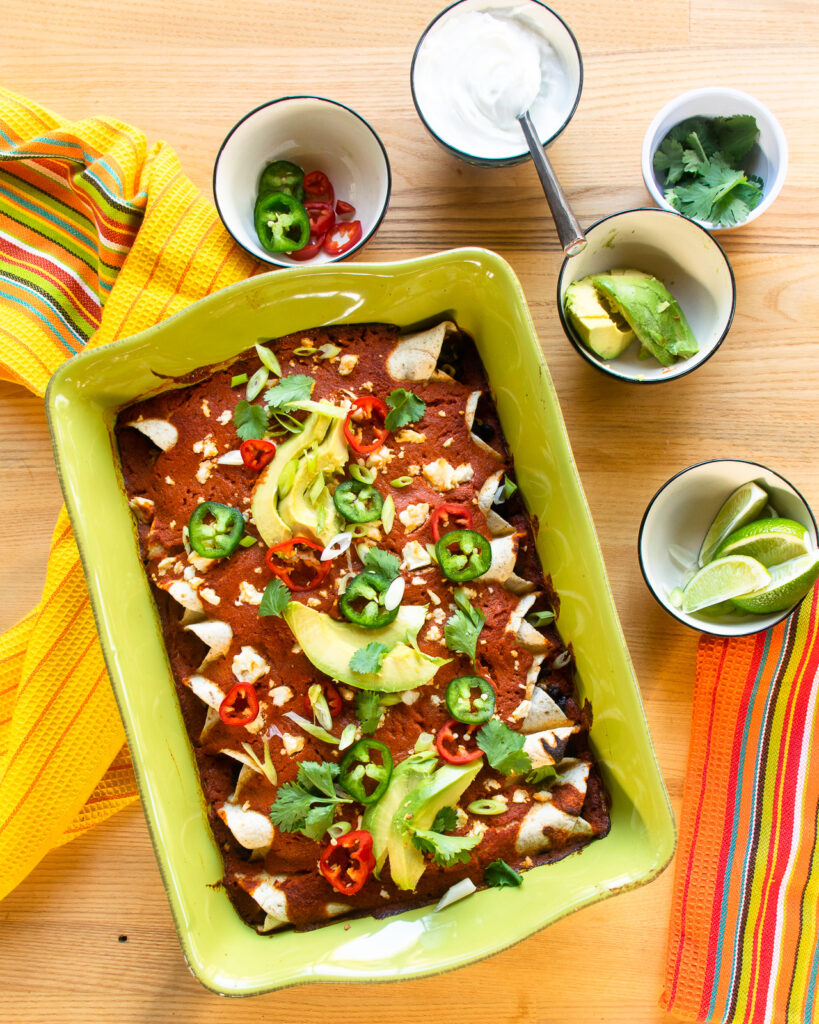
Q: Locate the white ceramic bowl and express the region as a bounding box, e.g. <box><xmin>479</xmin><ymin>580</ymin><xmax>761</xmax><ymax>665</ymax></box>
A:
<box><xmin>641</xmin><ymin>87</ymin><xmax>788</xmax><ymax>232</ymax></box>
<box><xmin>639</xmin><ymin>460</ymin><xmax>818</xmax><ymax>637</ymax></box>
<box><xmin>411</xmin><ymin>0</ymin><xmax>582</xmax><ymax>166</ymax></box>
<box><xmin>213</xmin><ymin>96</ymin><xmax>391</xmax><ymax>267</ymax></box>
<box><xmin>556</xmin><ymin>208</ymin><xmax>735</xmax><ymax>383</ymax></box>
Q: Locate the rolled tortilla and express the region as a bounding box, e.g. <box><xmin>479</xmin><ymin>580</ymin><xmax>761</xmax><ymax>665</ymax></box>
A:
<box><xmin>386</xmin><ymin>322</ymin><xmax>454</xmax><ymax>381</ymax></box>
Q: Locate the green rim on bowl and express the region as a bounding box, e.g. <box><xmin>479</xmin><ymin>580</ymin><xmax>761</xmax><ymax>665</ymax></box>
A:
<box><xmin>46</xmin><ymin>249</ymin><xmax>675</xmax><ymax>995</ymax></box>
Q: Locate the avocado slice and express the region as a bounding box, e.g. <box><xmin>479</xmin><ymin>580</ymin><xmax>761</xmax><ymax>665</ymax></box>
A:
<box><xmin>283</xmin><ymin>602</ymin><xmax>449</xmax><ymax>691</ymax></box>
<box><xmin>564</xmin><ymin>276</ymin><xmax>635</xmax><ymax>359</ymax></box>
<box><xmin>387</xmin><ymin>760</ymin><xmax>483</xmax><ymax>890</ymax></box>
<box><xmin>591</xmin><ymin>270</ymin><xmax>699</xmax><ymax>366</ymax></box>
<box><xmin>362</xmin><ymin>750</ymin><xmax>437</xmax><ymax>874</ymax></box>
<box><xmin>277</xmin><ymin>416</ymin><xmax>348</xmax><ymax>545</ymax></box>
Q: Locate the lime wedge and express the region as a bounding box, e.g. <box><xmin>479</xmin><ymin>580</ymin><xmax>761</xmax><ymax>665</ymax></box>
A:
<box><xmin>698</xmin><ymin>481</ymin><xmax>769</xmax><ymax>566</ymax></box>
<box><xmin>731</xmin><ymin>552</ymin><xmax>819</xmax><ymax>614</ymax></box>
<box><xmin>681</xmin><ymin>555</ymin><xmax>771</xmax><ymax>613</ymax></box>
<box><xmin>713</xmin><ymin>517</ymin><xmax>811</xmax><ymax>567</ymax></box>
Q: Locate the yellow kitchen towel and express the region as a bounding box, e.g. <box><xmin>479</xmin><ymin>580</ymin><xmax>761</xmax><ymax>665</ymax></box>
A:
<box><xmin>0</xmin><ymin>87</ymin><xmax>257</xmax><ymax>900</ymax></box>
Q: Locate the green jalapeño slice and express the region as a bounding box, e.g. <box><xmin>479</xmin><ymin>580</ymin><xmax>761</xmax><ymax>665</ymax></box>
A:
<box><xmin>253</xmin><ymin>190</ymin><xmax>310</xmax><ymax>253</ymax></box>
<box><xmin>333</xmin><ymin>479</ymin><xmax>384</xmax><ymax>523</ymax></box>
<box><xmin>339</xmin><ymin>570</ymin><xmax>400</xmax><ymax>628</ymax></box>
<box><xmin>339</xmin><ymin>739</ymin><xmax>394</xmax><ymax>805</ymax></box>
<box><xmin>445</xmin><ymin>675</ymin><xmax>496</xmax><ymax>724</ymax></box>
<box><xmin>258</xmin><ymin>159</ymin><xmax>305</xmax><ymax>202</ymax></box>
<box><xmin>187</xmin><ymin>501</ymin><xmax>244</xmax><ymax>559</ymax></box>
<box><xmin>436</xmin><ymin>528</ymin><xmax>491</xmax><ymax>582</ymax></box>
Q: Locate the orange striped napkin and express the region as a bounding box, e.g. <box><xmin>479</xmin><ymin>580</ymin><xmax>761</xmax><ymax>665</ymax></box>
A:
<box><xmin>0</xmin><ymin>87</ymin><xmax>256</xmax><ymax>900</ymax></box>
<box><xmin>662</xmin><ymin>581</ymin><xmax>819</xmax><ymax>1023</ymax></box>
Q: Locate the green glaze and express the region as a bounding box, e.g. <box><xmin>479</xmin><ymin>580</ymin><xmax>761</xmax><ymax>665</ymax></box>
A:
<box><xmin>46</xmin><ymin>249</ymin><xmax>675</xmax><ymax>996</ymax></box>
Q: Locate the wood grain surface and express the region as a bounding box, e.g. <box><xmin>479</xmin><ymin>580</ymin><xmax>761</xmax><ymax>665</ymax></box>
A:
<box><xmin>1</xmin><ymin>1</ymin><xmax>817</xmax><ymax>1020</ymax></box>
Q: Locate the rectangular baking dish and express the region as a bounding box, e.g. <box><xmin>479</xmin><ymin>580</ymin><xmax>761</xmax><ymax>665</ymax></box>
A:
<box><xmin>46</xmin><ymin>248</ymin><xmax>675</xmax><ymax>995</ymax></box>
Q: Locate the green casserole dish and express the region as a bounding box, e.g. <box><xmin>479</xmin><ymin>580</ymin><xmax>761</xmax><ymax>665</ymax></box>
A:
<box><xmin>46</xmin><ymin>248</ymin><xmax>675</xmax><ymax>995</ymax></box>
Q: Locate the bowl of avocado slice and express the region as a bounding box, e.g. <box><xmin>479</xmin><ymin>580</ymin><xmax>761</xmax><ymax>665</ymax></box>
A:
<box><xmin>556</xmin><ymin>207</ymin><xmax>736</xmax><ymax>383</ymax></box>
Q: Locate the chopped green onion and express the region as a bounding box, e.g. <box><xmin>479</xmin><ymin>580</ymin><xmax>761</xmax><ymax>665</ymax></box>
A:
<box><xmin>380</xmin><ymin>694</ymin><xmax>403</xmax><ymax>707</ymax></box>
<box><xmin>278</xmin><ymin>460</ymin><xmax>298</xmax><ymax>499</ymax></box>
<box><xmin>293</xmin><ymin>345</ymin><xmax>317</xmax><ymax>356</ymax></box>
<box><xmin>240</xmin><ymin>738</ymin><xmax>277</xmax><ymax>787</ymax></box>
<box><xmin>425</xmin><ymin>542</ymin><xmax>439</xmax><ymax>565</ymax></box>
<box><xmin>381</xmin><ymin>494</ymin><xmax>396</xmax><ymax>535</ymax></box>
<box><xmin>255</xmin><ymin>343</ymin><xmax>282</xmax><ymax>376</ymax></box>
<box><xmin>328</xmin><ymin>821</ymin><xmax>352</xmax><ymax>840</ymax></box>
<box><xmin>355</xmin><ymin>542</ymin><xmax>372</xmax><ymax>564</ymax></box>
<box><xmin>391</xmin><ymin>476</ymin><xmax>413</xmax><ymax>488</ymax></box>
<box><xmin>502</xmin><ymin>475</ymin><xmax>518</xmax><ymax>501</ymax></box>
<box><xmin>231</xmin><ymin>373</ymin><xmax>248</xmax><ymax>387</ymax></box>
<box><xmin>239</xmin><ymin>535</ymin><xmax>257</xmax><ymax>548</ymax></box>
<box><xmin>526</xmin><ymin>610</ymin><xmax>555</xmax><ymax>628</ymax></box>
<box><xmin>308</xmin><ymin>472</ymin><xmax>325</xmax><ymax>506</ymax></box>
<box><xmin>349</xmin><ymin>464</ymin><xmax>375</xmax><ymax>485</ymax></box>
<box><xmin>246</xmin><ymin>366</ymin><xmax>270</xmax><ymax>402</ymax></box>
<box><xmin>307</xmin><ymin>684</ymin><xmax>333</xmax><ymax>731</ymax></box>
<box><xmin>271</xmin><ymin>411</ymin><xmax>304</xmax><ymax>434</ymax></box>
<box><xmin>467</xmin><ymin>798</ymin><xmax>507</xmax><ymax>816</ymax></box>
<box><xmin>318</xmin><ymin>343</ymin><xmax>342</xmax><ymax>360</ymax></box>
<box><xmin>283</xmin><ymin>711</ymin><xmax>339</xmax><ymax>745</ymax></box>
<box><xmin>414</xmin><ymin>732</ymin><xmax>435</xmax><ymax>753</ymax></box>
<box><xmin>305</xmin><ymin>450</ymin><xmax>318</xmax><ymax>474</ymax></box>
<box><xmin>339</xmin><ymin>723</ymin><xmax>358</xmax><ymax>751</ymax></box>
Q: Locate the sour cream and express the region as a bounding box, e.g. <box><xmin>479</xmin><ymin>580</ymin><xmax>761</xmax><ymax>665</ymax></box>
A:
<box><xmin>413</xmin><ymin>5</ymin><xmax>577</xmax><ymax>160</ymax></box>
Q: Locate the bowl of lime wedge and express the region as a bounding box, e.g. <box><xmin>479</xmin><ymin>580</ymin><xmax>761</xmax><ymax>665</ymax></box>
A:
<box><xmin>639</xmin><ymin>459</ymin><xmax>819</xmax><ymax>636</ymax></box>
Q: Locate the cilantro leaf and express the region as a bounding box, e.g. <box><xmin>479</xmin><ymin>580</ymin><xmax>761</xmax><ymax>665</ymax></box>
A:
<box><xmin>264</xmin><ymin>373</ymin><xmax>314</xmax><ymax>409</ymax></box>
<box><xmin>477</xmin><ymin>719</ymin><xmax>532</xmax><ymax>777</ymax></box>
<box><xmin>259</xmin><ymin>578</ymin><xmax>290</xmax><ymax>618</ymax></box>
<box><xmin>484</xmin><ymin>858</ymin><xmax>523</xmax><ymax>888</ymax></box>
<box><xmin>234</xmin><ymin>400</ymin><xmax>269</xmax><ymax>441</ymax></box>
<box><xmin>269</xmin><ymin>760</ymin><xmax>349</xmax><ymax>840</ymax></box>
<box><xmin>713</xmin><ymin>114</ymin><xmax>759</xmax><ymax>164</ymax></box>
<box><xmin>350</xmin><ymin>642</ymin><xmax>388</xmax><ymax>675</ymax></box>
<box><xmin>354</xmin><ymin>690</ymin><xmax>382</xmax><ymax>734</ymax></box>
<box><xmin>297</xmin><ymin>760</ymin><xmax>340</xmax><ymax>798</ymax></box>
<box><xmin>526</xmin><ymin>764</ymin><xmax>557</xmax><ymax>785</ymax></box>
<box><xmin>431</xmin><ymin>806</ymin><xmax>458</xmax><ymax>833</ymax></box>
<box><xmin>652</xmin><ymin>138</ymin><xmax>686</xmax><ymax>185</ymax></box>
<box><xmin>384</xmin><ymin>388</ymin><xmax>426</xmax><ymax>431</ymax></box>
<box><xmin>411</xmin><ymin>828</ymin><xmax>482</xmax><ymax>868</ymax></box>
<box><xmin>444</xmin><ymin>589</ymin><xmax>485</xmax><ymax>661</ymax></box>
<box><xmin>363</xmin><ymin>547</ymin><xmax>401</xmax><ymax>583</ymax></box>
<box><xmin>302</xmin><ymin>803</ymin><xmax>338</xmax><ymax>842</ymax></box>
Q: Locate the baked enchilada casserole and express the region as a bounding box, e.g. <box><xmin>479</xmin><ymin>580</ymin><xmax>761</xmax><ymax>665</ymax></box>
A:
<box><xmin>116</xmin><ymin>321</ymin><xmax>609</xmax><ymax>931</ymax></box>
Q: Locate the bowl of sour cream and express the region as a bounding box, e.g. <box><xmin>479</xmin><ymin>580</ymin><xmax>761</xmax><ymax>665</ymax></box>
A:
<box><xmin>411</xmin><ymin>0</ymin><xmax>583</xmax><ymax>165</ymax></box>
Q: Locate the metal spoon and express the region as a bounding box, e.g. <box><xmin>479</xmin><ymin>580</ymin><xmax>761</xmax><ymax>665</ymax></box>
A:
<box><xmin>517</xmin><ymin>110</ymin><xmax>586</xmax><ymax>257</ymax></box>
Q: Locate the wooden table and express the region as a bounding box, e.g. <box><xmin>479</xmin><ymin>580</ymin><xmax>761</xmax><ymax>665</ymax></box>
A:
<box><xmin>1</xmin><ymin>1</ymin><xmax>817</xmax><ymax>1019</ymax></box>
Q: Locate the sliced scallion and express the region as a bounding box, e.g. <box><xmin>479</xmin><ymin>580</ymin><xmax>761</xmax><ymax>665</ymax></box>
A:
<box><xmin>293</xmin><ymin>345</ymin><xmax>317</xmax><ymax>356</ymax></box>
<box><xmin>240</xmin><ymin>738</ymin><xmax>277</xmax><ymax>787</ymax></box>
<box><xmin>277</xmin><ymin>460</ymin><xmax>298</xmax><ymax>500</ymax></box>
<box><xmin>231</xmin><ymin>373</ymin><xmax>248</xmax><ymax>387</ymax></box>
<box><xmin>526</xmin><ymin>610</ymin><xmax>555</xmax><ymax>628</ymax></box>
<box><xmin>239</xmin><ymin>535</ymin><xmax>257</xmax><ymax>548</ymax></box>
<box><xmin>246</xmin><ymin>366</ymin><xmax>270</xmax><ymax>402</ymax></box>
<box><xmin>381</xmin><ymin>494</ymin><xmax>396</xmax><ymax>535</ymax></box>
<box><xmin>390</xmin><ymin>476</ymin><xmax>413</xmax><ymax>488</ymax></box>
<box><xmin>349</xmin><ymin>464</ymin><xmax>375</xmax><ymax>485</ymax></box>
<box><xmin>467</xmin><ymin>798</ymin><xmax>507</xmax><ymax>816</ymax></box>
<box><xmin>255</xmin><ymin>343</ymin><xmax>282</xmax><ymax>376</ymax></box>
<box><xmin>307</xmin><ymin>684</ymin><xmax>333</xmax><ymax>731</ymax></box>
<box><xmin>327</xmin><ymin>821</ymin><xmax>352</xmax><ymax>840</ymax></box>
<box><xmin>339</xmin><ymin>723</ymin><xmax>358</xmax><ymax>751</ymax></box>
<box><xmin>283</xmin><ymin>711</ymin><xmax>339</xmax><ymax>745</ymax></box>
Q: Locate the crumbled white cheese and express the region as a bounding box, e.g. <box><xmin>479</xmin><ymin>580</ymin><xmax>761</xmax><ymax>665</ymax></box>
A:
<box><xmin>306</xmin><ymin>596</ymin><xmax>322</xmax><ymax>608</ymax></box>
<box><xmin>338</xmin><ymin>354</ymin><xmax>359</xmax><ymax>376</ymax></box>
<box><xmin>512</xmin><ymin>789</ymin><xmax>528</xmax><ymax>804</ymax></box>
<box><xmin>430</xmin><ymin>694</ymin><xmax>442</xmax><ymax>706</ymax></box>
<box><xmin>401</xmin><ymin>539</ymin><xmax>431</xmax><ymax>569</ymax></box>
<box><xmin>217</xmin><ymin>409</ymin><xmax>232</xmax><ymax>425</ymax></box>
<box><xmin>270</xmin><ymin>686</ymin><xmax>294</xmax><ymax>707</ymax></box>
<box><xmin>201</xmin><ymin>399</ymin><xmax>211</xmax><ymax>418</ymax></box>
<box><xmin>196</xmin><ymin>460</ymin><xmax>215</xmax><ymax>484</ymax></box>
<box><xmin>429</xmin><ymin>591</ymin><xmax>441</xmax><ymax>606</ymax></box>
<box><xmin>398</xmin><ymin>502</ymin><xmax>430</xmax><ymax>532</ymax></box>
<box><xmin>164</xmin><ymin>475</ymin><xmax>176</xmax><ymax>485</ymax></box>
<box><xmin>188</xmin><ymin>552</ymin><xmax>216</xmax><ymax>573</ymax></box>
<box><xmin>431</xmin><ymin>607</ymin><xmax>446</xmax><ymax>624</ymax></box>
<box><xmin>395</xmin><ymin>429</ymin><xmax>426</xmax><ymax>444</ymax></box>
<box><xmin>425</xmin><ymin>624</ymin><xmax>442</xmax><ymax>642</ymax></box>
<box><xmin>407</xmin><ymin>464</ymin><xmax>421</xmax><ymax>476</ymax></box>
<box><xmin>366</xmin><ymin>446</ymin><xmax>394</xmax><ymax>470</ymax></box>
<box><xmin>400</xmin><ymin>690</ymin><xmax>420</xmax><ymax>705</ymax></box>
<box><xmin>411</xmin><ymin>575</ymin><xmax>426</xmax><ymax>586</ymax></box>
<box><xmin>156</xmin><ymin>556</ymin><xmax>177</xmax><ymax>575</ymax></box>
<box><xmin>182</xmin><ymin>565</ymin><xmax>198</xmax><ymax>582</ymax></box>
<box><xmin>236</xmin><ymin>581</ymin><xmax>265</xmax><ymax>606</ymax></box>
<box><xmin>455</xmin><ymin>807</ymin><xmax>469</xmax><ymax>829</ymax></box>
<box><xmin>128</xmin><ymin>496</ymin><xmax>155</xmax><ymax>521</ymax></box>
<box><xmin>442</xmin><ymin>437</ymin><xmax>454</xmax><ymax>449</ymax></box>
<box><xmin>339</xmin><ymin>686</ymin><xmax>355</xmax><ymax>702</ymax></box>
<box><xmin>199</xmin><ymin>586</ymin><xmax>220</xmax><ymax>605</ymax></box>
<box><xmin>193</xmin><ymin>434</ymin><xmax>219</xmax><ymax>458</ymax></box>
<box><xmin>509</xmin><ymin>700</ymin><xmax>531</xmax><ymax>723</ymax></box>
<box><xmin>282</xmin><ymin>733</ymin><xmax>305</xmax><ymax>756</ymax></box>
<box><xmin>423</xmin><ymin>459</ymin><xmax>474</xmax><ymax>492</ymax></box>
<box><xmin>232</xmin><ymin>645</ymin><xmax>269</xmax><ymax>683</ymax></box>
<box><xmin>484</xmin><ymin>778</ymin><xmax>502</xmax><ymax>791</ymax></box>
<box><xmin>468</xmin><ymin>820</ymin><xmax>488</xmax><ymax>837</ymax></box>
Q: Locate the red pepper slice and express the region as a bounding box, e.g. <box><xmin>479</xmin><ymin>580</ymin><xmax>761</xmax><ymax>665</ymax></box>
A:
<box><xmin>304</xmin><ymin>200</ymin><xmax>335</xmax><ymax>236</ymax></box>
<box><xmin>265</xmin><ymin>536</ymin><xmax>331</xmax><ymax>591</ymax></box>
<box><xmin>430</xmin><ymin>503</ymin><xmax>474</xmax><ymax>542</ymax></box>
<box><xmin>303</xmin><ymin>681</ymin><xmax>343</xmax><ymax>719</ymax></box>
<box><xmin>287</xmin><ymin>232</ymin><xmax>326</xmax><ymax>261</ymax></box>
<box><xmin>324</xmin><ymin>219</ymin><xmax>363</xmax><ymax>257</ymax></box>
<box><xmin>303</xmin><ymin>170</ymin><xmax>335</xmax><ymax>206</ymax></box>
<box><xmin>343</xmin><ymin>395</ymin><xmax>390</xmax><ymax>455</ymax></box>
<box><xmin>240</xmin><ymin>437</ymin><xmax>276</xmax><ymax>471</ymax></box>
<box><xmin>436</xmin><ymin>718</ymin><xmax>484</xmax><ymax>764</ymax></box>
<box><xmin>219</xmin><ymin>682</ymin><xmax>260</xmax><ymax>727</ymax></box>
<box><xmin>335</xmin><ymin>199</ymin><xmax>355</xmax><ymax>217</ymax></box>
<box><xmin>319</xmin><ymin>829</ymin><xmax>376</xmax><ymax>895</ymax></box>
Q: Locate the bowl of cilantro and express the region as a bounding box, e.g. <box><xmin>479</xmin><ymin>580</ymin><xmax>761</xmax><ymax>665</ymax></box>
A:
<box><xmin>641</xmin><ymin>87</ymin><xmax>788</xmax><ymax>231</ymax></box>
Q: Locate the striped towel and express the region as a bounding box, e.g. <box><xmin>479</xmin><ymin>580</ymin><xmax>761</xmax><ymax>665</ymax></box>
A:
<box><xmin>0</xmin><ymin>87</ymin><xmax>256</xmax><ymax>900</ymax></box>
<box><xmin>662</xmin><ymin>581</ymin><xmax>819</xmax><ymax>1024</ymax></box>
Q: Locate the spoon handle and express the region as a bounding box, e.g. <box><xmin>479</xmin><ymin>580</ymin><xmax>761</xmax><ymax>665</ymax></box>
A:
<box><xmin>517</xmin><ymin>111</ymin><xmax>587</xmax><ymax>257</ymax></box>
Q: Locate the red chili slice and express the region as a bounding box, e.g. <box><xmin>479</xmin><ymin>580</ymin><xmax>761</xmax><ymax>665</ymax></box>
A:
<box><xmin>430</xmin><ymin>503</ymin><xmax>474</xmax><ymax>542</ymax></box>
<box><xmin>287</xmin><ymin>233</ymin><xmax>326</xmax><ymax>261</ymax></box>
<box><xmin>436</xmin><ymin>718</ymin><xmax>484</xmax><ymax>764</ymax></box>
<box><xmin>303</xmin><ymin>170</ymin><xmax>335</xmax><ymax>206</ymax></box>
<box><xmin>319</xmin><ymin>829</ymin><xmax>376</xmax><ymax>895</ymax></box>
<box><xmin>343</xmin><ymin>395</ymin><xmax>390</xmax><ymax>455</ymax></box>
<box><xmin>335</xmin><ymin>199</ymin><xmax>355</xmax><ymax>217</ymax></box>
<box><xmin>219</xmin><ymin>682</ymin><xmax>260</xmax><ymax>727</ymax></box>
<box><xmin>304</xmin><ymin>201</ymin><xmax>335</xmax><ymax>236</ymax></box>
<box><xmin>239</xmin><ymin>438</ymin><xmax>276</xmax><ymax>471</ymax></box>
<box><xmin>302</xmin><ymin>681</ymin><xmax>343</xmax><ymax>719</ymax></box>
<box><xmin>265</xmin><ymin>536</ymin><xmax>331</xmax><ymax>591</ymax></box>
<box><xmin>323</xmin><ymin>219</ymin><xmax>363</xmax><ymax>257</ymax></box>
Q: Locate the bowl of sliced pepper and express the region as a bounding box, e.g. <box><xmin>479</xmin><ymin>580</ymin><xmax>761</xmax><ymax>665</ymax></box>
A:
<box><xmin>213</xmin><ymin>95</ymin><xmax>391</xmax><ymax>267</ymax></box>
